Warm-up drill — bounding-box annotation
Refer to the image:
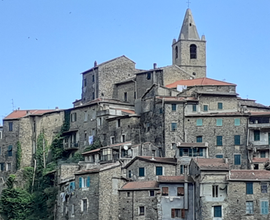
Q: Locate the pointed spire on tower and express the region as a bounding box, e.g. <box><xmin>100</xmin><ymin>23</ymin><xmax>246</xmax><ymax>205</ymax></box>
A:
<box><xmin>179</xmin><ymin>9</ymin><xmax>200</xmax><ymax>40</ymax></box>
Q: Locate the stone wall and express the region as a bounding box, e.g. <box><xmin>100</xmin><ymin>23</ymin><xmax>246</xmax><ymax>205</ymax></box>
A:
<box><xmin>113</xmin><ymin>81</ymin><xmax>135</xmax><ymax>104</ymax></box>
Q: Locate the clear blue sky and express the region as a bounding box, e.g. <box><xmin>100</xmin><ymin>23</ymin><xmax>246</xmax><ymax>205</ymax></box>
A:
<box><xmin>1</xmin><ymin>0</ymin><xmax>270</xmax><ymax>123</ymax></box>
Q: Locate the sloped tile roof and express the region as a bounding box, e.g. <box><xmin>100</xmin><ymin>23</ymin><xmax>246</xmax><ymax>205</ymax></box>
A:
<box><xmin>155</xmin><ymin>96</ymin><xmax>197</xmax><ymax>102</ymax></box>
<box><xmin>252</xmin><ymin>157</ymin><xmax>269</xmax><ymax>163</ymax></box>
<box><xmin>5</xmin><ymin>109</ymin><xmax>60</xmax><ymax>120</ymax></box>
<box><xmin>166</xmin><ymin>77</ymin><xmax>235</xmax><ymax>88</ymax></box>
<box><xmin>229</xmin><ymin>170</ymin><xmax>270</xmax><ymax>181</ymax></box>
<box><xmin>194</xmin><ymin>158</ymin><xmax>229</xmax><ymax>170</ymax></box>
<box><xmin>121</xmin><ymin>181</ymin><xmax>158</xmax><ymax>190</ymax></box>
<box><xmin>158</xmin><ymin>176</ymin><xmax>186</xmax><ymax>183</ymax></box>
<box><xmin>82</xmin><ymin>148</ymin><xmax>101</xmax><ymax>155</ymax></box>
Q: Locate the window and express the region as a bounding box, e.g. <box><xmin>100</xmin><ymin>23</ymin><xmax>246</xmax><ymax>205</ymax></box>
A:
<box><xmin>147</xmin><ymin>72</ymin><xmax>151</xmax><ymax>80</ymax></box>
<box><xmin>92</xmin><ymin>74</ymin><xmax>95</xmax><ymax>82</ymax></box>
<box><xmin>234</xmin><ymin>154</ymin><xmax>241</xmax><ymax>165</ymax></box>
<box><xmin>212</xmin><ymin>185</ymin><xmax>218</xmax><ymax>197</ymax></box>
<box><xmin>127</xmin><ymin>192</ymin><xmax>130</xmax><ymax>197</ymax></box>
<box><xmin>124</xmin><ymin>92</ymin><xmax>127</xmax><ymax>102</ymax></box>
<box><xmin>6</xmin><ymin>163</ymin><xmax>11</xmax><ymax>171</ymax></box>
<box><xmin>177</xmin><ymin>187</ymin><xmax>184</xmax><ymax>196</ymax></box>
<box><xmin>159</xmin><ymin>108</ymin><xmax>163</xmax><ymax>114</ymax></box>
<box><xmin>234</xmin><ymin>135</ymin><xmax>240</xmax><ymax>145</ymax></box>
<box><xmin>190</xmin><ymin>44</ymin><xmax>197</xmax><ymax>59</ymax></box>
<box><xmin>0</xmin><ymin>163</ymin><xmax>4</xmax><ymax>171</ymax></box>
<box><xmin>196</xmin><ymin>119</ymin><xmax>202</xmax><ymax>126</ymax></box>
<box><xmin>139</xmin><ymin>167</ymin><xmax>145</xmax><ymax>177</ymax></box>
<box><xmin>218</xmin><ymin>102</ymin><xmax>223</xmax><ymax>110</ymax></box>
<box><xmin>216</xmin><ymin>136</ymin><xmax>223</xmax><ymax>146</ymax></box>
<box><xmin>128</xmin><ymin>170</ymin><xmax>131</xmax><ymax>178</ymax></box>
<box><xmin>162</xmin><ymin>187</ymin><xmax>168</xmax><ymax>196</ymax></box>
<box><xmin>172</xmin><ymin>104</ymin><xmax>177</xmax><ymax>111</ymax></box>
<box><xmin>261</xmin><ymin>201</ymin><xmax>269</xmax><ymax>215</ymax></box>
<box><xmin>92</xmin><ymin>92</ymin><xmax>95</xmax><ymax>100</ymax></box>
<box><xmin>171</xmin><ymin>209</ymin><xmax>185</xmax><ymax>218</ymax></box>
<box><xmin>84</xmin><ymin>111</ymin><xmax>88</xmax><ymax>122</ymax></box>
<box><xmin>156</xmin><ymin>166</ymin><xmax>163</xmax><ymax>176</ymax></box>
<box><xmin>71</xmin><ymin>113</ymin><xmax>77</xmax><ymax>122</ymax></box>
<box><xmin>110</xmin><ymin>136</ymin><xmax>115</xmax><ymax>145</ymax></box>
<box><xmin>79</xmin><ymin>176</ymin><xmax>90</xmax><ymax>188</ymax></box>
<box><xmin>261</xmin><ymin>183</ymin><xmax>268</xmax><ymax>193</ymax></box>
<box><xmin>82</xmin><ymin>199</ymin><xmax>87</xmax><ymax>212</ymax></box>
<box><xmin>171</xmin><ymin>123</ymin><xmax>177</xmax><ymax>131</ymax></box>
<box><xmin>203</xmin><ymin>105</ymin><xmax>208</xmax><ymax>112</ymax></box>
<box><xmin>8</xmin><ymin>122</ymin><xmax>13</xmax><ymax>131</ymax></box>
<box><xmin>246</xmin><ymin>182</ymin><xmax>253</xmax><ymax>194</ymax></box>
<box><xmin>254</xmin><ymin>164</ymin><xmax>259</xmax><ymax>170</ymax></box>
<box><xmin>246</xmin><ymin>201</ymin><xmax>254</xmax><ymax>214</ymax></box>
<box><xmin>150</xmin><ymin>190</ymin><xmax>154</xmax><ymax>197</ymax></box>
<box><xmin>216</xmin><ymin>154</ymin><xmax>223</xmax><ymax>158</ymax></box>
<box><xmin>180</xmin><ymin>165</ymin><xmax>184</xmax><ymax>174</ymax></box>
<box><xmin>196</xmin><ymin>136</ymin><xmax>202</xmax><ymax>143</ymax></box>
<box><xmin>214</xmin><ymin>206</ymin><xmax>222</xmax><ymax>217</ymax></box>
<box><xmin>7</xmin><ymin>145</ymin><xmax>12</xmax><ymax>156</ymax></box>
<box><xmin>84</xmin><ymin>78</ymin><xmax>87</xmax><ymax>87</ymax></box>
<box><xmin>235</xmin><ymin>118</ymin><xmax>240</xmax><ymax>126</ymax></box>
<box><xmin>179</xmin><ymin>148</ymin><xmax>203</xmax><ymax>157</ymax></box>
<box><xmin>192</xmin><ymin>105</ymin><xmax>197</xmax><ymax>112</ymax></box>
<box><xmin>146</xmin><ymin>123</ymin><xmax>150</xmax><ymax>132</ymax></box>
<box><xmin>216</xmin><ymin>119</ymin><xmax>223</xmax><ymax>126</ymax></box>
<box><xmin>175</xmin><ymin>46</ymin><xmax>178</xmax><ymax>59</ymax></box>
<box><xmin>117</xmin><ymin>119</ymin><xmax>121</xmax><ymax>127</ymax></box>
<box><xmin>139</xmin><ymin>206</ymin><xmax>145</xmax><ymax>215</ymax></box>
<box><xmin>254</xmin><ymin>130</ymin><xmax>260</xmax><ymax>141</ymax></box>
<box><xmin>121</xmin><ymin>135</ymin><xmax>126</xmax><ymax>143</ymax></box>
<box><xmin>69</xmin><ymin>181</ymin><xmax>75</xmax><ymax>191</ymax></box>
<box><xmin>261</xmin><ymin>151</ymin><xmax>266</xmax><ymax>158</ymax></box>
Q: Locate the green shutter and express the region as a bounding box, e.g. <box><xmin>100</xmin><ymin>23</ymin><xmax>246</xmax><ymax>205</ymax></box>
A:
<box><xmin>217</xmin><ymin>136</ymin><xmax>222</xmax><ymax>146</ymax></box>
<box><xmin>79</xmin><ymin>177</ymin><xmax>82</xmax><ymax>188</ymax></box>
<box><xmin>234</xmin><ymin>118</ymin><xmax>240</xmax><ymax>126</ymax></box>
<box><xmin>179</xmin><ymin>148</ymin><xmax>183</xmax><ymax>156</ymax></box>
<box><xmin>254</xmin><ymin>130</ymin><xmax>260</xmax><ymax>141</ymax></box>
<box><xmin>234</xmin><ymin>155</ymin><xmax>241</xmax><ymax>165</ymax></box>
<box><xmin>246</xmin><ymin>182</ymin><xmax>253</xmax><ymax>194</ymax></box>
<box><xmin>87</xmin><ymin>176</ymin><xmax>90</xmax><ymax>187</ymax></box>
<box><xmin>214</xmin><ymin>206</ymin><xmax>222</xmax><ymax>217</ymax></box>
<box><xmin>234</xmin><ymin>135</ymin><xmax>240</xmax><ymax>145</ymax></box>
<box><xmin>139</xmin><ymin>167</ymin><xmax>144</xmax><ymax>177</ymax></box>
<box><xmin>196</xmin><ymin>119</ymin><xmax>202</xmax><ymax>126</ymax></box>
<box><xmin>216</xmin><ymin>119</ymin><xmax>222</xmax><ymax>126</ymax></box>
<box><xmin>156</xmin><ymin>167</ymin><xmax>162</xmax><ymax>175</ymax></box>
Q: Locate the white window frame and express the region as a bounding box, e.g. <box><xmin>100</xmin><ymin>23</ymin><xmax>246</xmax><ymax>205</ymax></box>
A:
<box><xmin>81</xmin><ymin>198</ymin><xmax>88</xmax><ymax>212</ymax></box>
<box><xmin>246</xmin><ymin>201</ymin><xmax>254</xmax><ymax>214</ymax></box>
<box><xmin>110</xmin><ymin>136</ymin><xmax>115</xmax><ymax>145</ymax></box>
<box><xmin>138</xmin><ymin>206</ymin><xmax>145</xmax><ymax>216</ymax></box>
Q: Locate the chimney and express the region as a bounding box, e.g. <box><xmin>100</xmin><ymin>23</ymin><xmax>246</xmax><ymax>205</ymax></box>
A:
<box><xmin>153</xmin><ymin>63</ymin><xmax>157</xmax><ymax>69</ymax></box>
<box><xmin>55</xmin><ymin>107</ymin><xmax>59</xmax><ymax>109</ymax></box>
<box><xmin>94</xmin><ymin>61</ymin><xmax>97</xmax><ymax>67</ymax></box>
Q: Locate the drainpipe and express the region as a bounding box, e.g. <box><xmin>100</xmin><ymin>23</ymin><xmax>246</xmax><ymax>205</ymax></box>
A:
<box><xmin>132</xmin><ymin>191</ymin><xmax>134</xmax><ymax>220</ymax></box>
<box><xmin>162</xmin><ymin>98</ymin><xmax>165</xmax><ymax>157</ymax></box>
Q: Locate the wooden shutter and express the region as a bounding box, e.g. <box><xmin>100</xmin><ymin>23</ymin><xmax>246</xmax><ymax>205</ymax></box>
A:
<box><xmin>181</xmin><ymin>209</ymin><xmax>185</xmax><ymax>218</ymax></box>
<box><xmin>177</xmin><ymin>187</ymin><xmax>184</xmax><ymax>196</ymax></box>
<box><xmin>79</xmin><ymin>177</ymin><xmax>82</xmax><ymax>188</ymax></box>
<box><xmin>162</xmin><ymin>187</ymin><xmax>168</xmax><ymax>195</ymax></box>
<box><xmin>171</xmin><ymin>209</ymin><xmax>175</xmax><ymax>218</ymax></box>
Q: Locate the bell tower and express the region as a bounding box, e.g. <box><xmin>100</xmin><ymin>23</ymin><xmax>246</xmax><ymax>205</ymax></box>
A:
<box><xmin>172</xmin><ymin>9</ymin><xmax>206</xmax><ymax>78</ymax></box>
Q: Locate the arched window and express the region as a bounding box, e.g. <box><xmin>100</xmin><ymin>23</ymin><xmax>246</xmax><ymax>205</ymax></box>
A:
<box><xmin>175</xmin><ymin>46</ymin><xmax>178</xmax><ymax>59</ymax></box>
<box><xmin>190</xmin><ymin>44</ymin><xmax>197</xmax><ymax>59</ymax></box>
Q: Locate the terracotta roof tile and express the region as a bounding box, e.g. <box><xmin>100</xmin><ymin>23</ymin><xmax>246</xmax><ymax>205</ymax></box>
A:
<box><xmin>194</xmin><ymin>158</ymin><xmax>229</xmax><ymax>170</ymax></box>
<box><xmin>178</xmin><ymin>142</ymin><xmax>208</xmax><ymax>148</ymax></box>
<box><xmin>4</xmin><ymin>109</ymin><xmax>59</xmax><ymax>120</ymax></box>
<box><xmin>158</xmin><ymin>176</ymin><xmax>185</xmax><ymax>183</ymax></box>
<box><xmin>138</xmin><ymin>156</ymin><xmax>177</xmax><ymax>164</ymax></box>
<box><xmin>121</xmin><ymin>181</ymin><xmax>158</xmax><ymax>190</ymax></box>
<box><xmin>252</xmin><ymin>157</ymin><xmax>269</xmax><ymax>163</ymax></box>
<box><xmin>166</xmin><ymin>77</ymin><xmax>235</xmax><ymax>88</ymax></box>
<box><xmin>229</xmin><ymin>170</ymin><xmax>270</xmax><ymax>181</ymax></box>
<box><xmin>115</xmin><ymin>109</ymin><xmax>135</xmax><ymax>114</ymax></box>
<box><xmin>250</xmin><ymin>112</ymin><xmax>270</xmax><ymax>116</ymax></box>
<box><xmin>156</xmin><ymin>96</ymin><xmax>197</xmax><ymax>102</ymax></box>
<box><xmin>82</xmin><ymin>148</ymin><xmax>101</xmax><ymax>155</ymax></box>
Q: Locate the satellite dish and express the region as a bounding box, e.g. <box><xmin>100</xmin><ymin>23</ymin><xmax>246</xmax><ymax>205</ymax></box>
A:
<box><xmin>123</xmin><ymin>145</ymin><xmax>128</xmax><ymax>150</ymax></box>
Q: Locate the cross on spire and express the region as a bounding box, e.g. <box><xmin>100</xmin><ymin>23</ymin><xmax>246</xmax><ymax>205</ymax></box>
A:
<box><xmin>186</xmin><ymin>0</ymin><xmax>191</xmax><ymax>8</ymax></box>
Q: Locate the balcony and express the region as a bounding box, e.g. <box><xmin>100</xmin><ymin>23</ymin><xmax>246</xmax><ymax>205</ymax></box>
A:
<box><xmin>64</xmin><ymin>142</ymin><xmax>79</xmax><ymax>151</ymax></box>
<box><xmin>249</xmin><ymin>123</ymin><xmax>270</xmax><ymax>129</ymax></box>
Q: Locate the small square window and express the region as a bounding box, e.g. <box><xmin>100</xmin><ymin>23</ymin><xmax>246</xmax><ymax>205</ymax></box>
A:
<box><xmin>216</xmin><ymin>154</ymin><xmax>223</xmax><ymax>158</ymax></box>
<box><xmin>246</xmin><ymin>201</ymin><xmax>254</xmax><ymax>214</ymax></box>
<box><xmin>196</xmin><ymin>119</ymin><xmax>203</xmax><ymax>126</ymax></box>
<box><xmin>150</xmin><ymin>190</ymin><xmax>154</xmax><ymax>197</ymax></box>
<box><xmin>139</xmin><ymin>206</ymin><xmax>145</xmax><ymax>215</ymax></box>
<box><xmin>128</xmin><ymin>170</ymin><xmax>131</xmax><ymax>178</ymax></box>
<box><xmin>162</xmin><ymin>187</ymin><xmax>168</xmax><ymax>196</ymax></box>
<box><xmin>196</xmin><ymin>136</ymin><xmax>202</xmax><ymax>143</ymax></box>
<box><xmin>261</xmin><ymin>151</ymin><xmax>266</xmax><ymax>158</ymax></box>
<box><xmin>159</xmin><ymin>108</ymin><xmax>163</xmax><ymax>114</ymax></box>
<box><xmin>192</xmin><ymin>105</ymin><xmax>197</xmax><ymax>112</ymax></box>
<box><xmin>177</xmin><ymin>187</ymin><xmax>184</xmax><ymax>196</ymax></box>
<box><xmin>127</xmin><ymin>192</ymin><xmax>130</xmax><ymax>197</ymax></box>
<box><xmin>139</xmin><ymin>167</ymin><xmax>145</xmax><ymax>177</ymax></box>
<box><xmin>261</xmin><ymin>183</ymin><xmax>268</xmax><ymax>193</ymax></box>
<box><xmin>8</xmin><ymin>122</ymin><xmax>13</xmax><ymax>131</ymax></box>
<box><xmin>171</xmin><ymin>123</ymin><xmax>177</xmax><ymax>131</ymax></box>
<box><xmin>216</xmin><ymin>136</ymin><xmax>223</xmax><ymax>146</ymax></box>
<box><xmin>124</xmin><ymin>92</ymin><xmax>128</xmax><ymax>102</ymax></box>
<box><xmin>214</xmin><ymin>206</ymin><xmax>222</xmax><ymax>217</ymax></box>
<box><xmin>234</xmin><ymin>154</ymin><xmax>241</xmax><ymax>165</ymax></box>
<box><xmin>82</xmin><ymin>199</ymin><xmax>87</xmax><ymax>212</ymax></box>
<box><xmin>110</xmin><ymin>136</ymin><xmax>115</xmax><ymax>145</ymax></box>
<box><xmin>212</xmin><ymin>185</ymin><xmax>218</xmax><ymax>197</ymax></box>
<box><xmin>216</xmin><ymin>119</ymin><xmax>222</xmax><ymax>126</ymax></box>
<box><xmin>147</xmin><ymin>72</ymin><xmax>151</xmax><ymax>80</ymax></box>
<box><xmin>235</xmin><ymin>118</ymin><xmax>240</xmax><ymax>126</ymax></box>
<box><xmin>218</xmin><ymin>102</ymin><xmax>223</xmax><ymax>110</ymax></box>
<box><xmin>156</xmin><ymin>166</ymin><xmax>163</xmax><ymax>176</ymax></box>
<box><xmin>203</xmin><ymin>105</ymin><xmax>208</xmax><ymax>112</ymax></box>
<box><xmin>84</xmin><ymin>78</ymin><xmax>87</xmax><ymax>87</ymax></box>
<box><xmin>172</xmin><ymin>104</ymin><xmax>177</xmax><ymax>111</ymax></box>
<box><xmin>0</xmin><ymin>163</ymin><xmax>4</xmax><ymax>171</ymax></box>
<box><xmin>92</xmin><ymin>75</ymin><xmax>95</xmax><ymax>82</ymax></box>
<box><xmin>254</xmin><ymin>130</ymin><xmax>260</xmax><ymax>141</ymax></box>
<box><xmin>117</xmin><ymin>119</ymin><xmax>121</xmax><ymax>127</ymax></box>
<box><xmin>261</xmin><ymin>201</ymin><xmax>269</xmax><ymax>215</ymax></box>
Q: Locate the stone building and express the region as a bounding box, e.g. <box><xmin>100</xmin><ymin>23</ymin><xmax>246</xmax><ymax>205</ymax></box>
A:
<box><xmin>0</xmin><ymin>109</ymin><xmax>64</xmax><ymax>179</ymax></box>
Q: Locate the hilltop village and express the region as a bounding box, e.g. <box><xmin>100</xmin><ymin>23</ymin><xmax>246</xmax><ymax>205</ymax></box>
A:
<box><xmin>1</xmin><ymin>8</ymin><xmax>270</xmax><ymax>220</ymax></box>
